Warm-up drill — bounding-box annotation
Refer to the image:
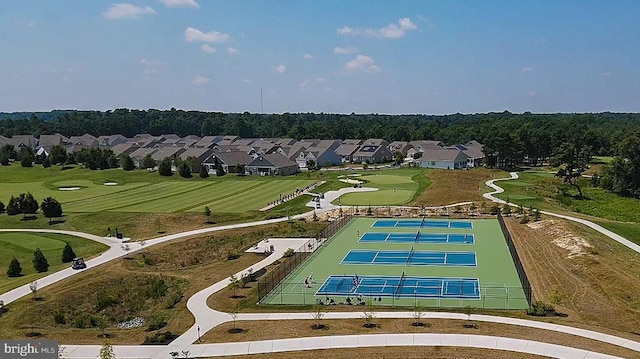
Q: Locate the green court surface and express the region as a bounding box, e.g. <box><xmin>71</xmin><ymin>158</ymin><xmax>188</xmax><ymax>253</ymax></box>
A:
<box><xmin>260</xmin><ymin>218</ymin><xmax>528</xmax><ymax>309</ymax></box>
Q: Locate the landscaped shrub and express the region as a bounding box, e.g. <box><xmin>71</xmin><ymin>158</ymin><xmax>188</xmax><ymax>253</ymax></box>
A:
<box><xmin>283</xmin><ymin>248</ymin><xmax>295</xmax><ymax>257</ymax></box>
<box><xmin>0</xmin><ymin>201</ymin><xmax>5</xmax><ymax>213</ymax></box>
<box><xmin>7</xmin><ymin>257</ymin><xmax>22</xmax><ymax>277</ymax></box>
<box><xmin>526</xmin><ymin>301</ymin><xmax>555</xmax><ymax>316</ymax></box>
<box><xmin>96</xmin><ymin>291</ymin><xmax>119</xmax><ymax>311</ymax></box>
<box><xmin>520</xmin><ymin>215</ymin><xmax>530</xmax><ymax>224</ymax></box>
<box><xmin>32</xmin><ymin>248</ymin><xmax>49</xmax><ymax>273</ymax></box>
<box><xmin>61</xmin><ymin>243</ymin><xmax>76</xmax><ymax>263</ymax></box>
<box><xmin>53</xmin><ymin>311</ymin><xmax>66</xmax><ymax>325</ymax></box>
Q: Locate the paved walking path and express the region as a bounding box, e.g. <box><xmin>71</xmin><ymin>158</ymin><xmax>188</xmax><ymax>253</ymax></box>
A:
<box><xmin>5</xmin><ymin>175</ymin><xmax>640</xmax><ymax>358</ymax></box>
<box><xmin>483</xmin><ymin>172</ymin><xmax>640</xmax><ymax>254</ymax></box>
<box><xmin>62</xmin><ymin>333</ymin><xmax>622</xmax><ymax>359</ymax></box>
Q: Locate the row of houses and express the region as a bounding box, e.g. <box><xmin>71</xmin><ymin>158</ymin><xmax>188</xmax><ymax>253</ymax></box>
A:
<box><xmin>0</xmin><ymin>133</ymin><xmax>485</xmax><ymax>174</ymax></box>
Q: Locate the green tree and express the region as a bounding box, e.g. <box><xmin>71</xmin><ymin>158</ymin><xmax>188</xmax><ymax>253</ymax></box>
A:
<box><xmin>1</xmin><ymin>144</ymin><xmax>17</xmax><ymax>161</ymax></box>
<box><xmin>215</xmin><ymin>158</ymin><xmax>225</xmax><ymax>177</ymax></box>
<box><xmin>0</xmin><ymin>153</ymin><xmax>9</xmax><ymax>165</ymax></box>
<box><xmin>120</xmin><ymin>155</ymin><xmax>135</xmax><ymax>171</ymax></box>
<box><xmin>17</xmin><ymin>192</ymin><xmax>39</xmax><ymax>218</ymax></box>
<box><xmin>7</xmin><ymin>257</ymin><xmax>22</xmax><ymax>277</ymax></box>
<box><xmin>49</xmin><ymin>145</ymin><xmax>67</xmax><ymax>165</ymax></box>
<box><xmin>234</xmin><ymin>163</ymin><xmax>243</xmax><ymax>175</ymax></box>
<box><xmin>62</xmin><ymin>242</ymin><xmax>76</xmax><ymax>263</ymax></box>
<box><xmin>6</xmin><ymin>196</ymin><xmax>19</xmax><ymax>215</ymax></box>
<box><xmin>42</xmin><ymin>156</ymin><xmax>51</xmax><ymax>168</ymax></box>
<box><xmin>393</xmin><ymin>151</ymin><xmax>405</xmax><ymax>165</ymax></box>
<box><xmin>228</xmin><ymin>274</ymin><xmax>241</xmax><ymax>297</ymax></box>
<box><xmin>142</xmin><ymin>154</ymin><xmax>156</xmax><ymax>169</ymax></box>
<box><xmin>41</xmin><ymin>196</ymin><xmax>63</xmax><ymax>224</ymax></box>
<box><xmin>600</xmin><ymin>132</ymin><xmax>640</xmax><ymax>197</ymax></box>
<box><xmin>178</xmin><ymin>161</ymin><xmax>192</xmax><ymax>178</ymax></box>
<box><xmin>199</xmin><ymin>166</ymin><xmax>209</xmax><ymax>178</ymax></box>
<box><xmin>203</xmin><ymin>206</ymin><xmax>211</xmax><ymax>223</ymax></box>
<box><xmin>0</xmin><ymin>201</ymin><xmax>5</xmax><ymax>213</ymax></box>
<box><xmin>158</xmin><ymin>158</ymin><xmax>172</xmax><ymax>176</ymax></box>
<box><xmin>20</xmin><ymin>151</ymin><xmax>33</xmax><ymax>167</ymax></box>
<box><xmin>185</xmin><ymin>155</ymin><xmax>199</xmax><ymax>173</ymax></box>
<box><xmin>17</xmin><ymin>192</ymin><xmax>38</xmax><ymax>216</ymax></box>
<box><xmin>32</xmin><ymin>248</ymin><xmax>49</xmax><ymax>273</ymax></box>
<box><xmin>550</xmin><ymin>139</ymin><xmax>592</xmax><ymax>198</ymax></box>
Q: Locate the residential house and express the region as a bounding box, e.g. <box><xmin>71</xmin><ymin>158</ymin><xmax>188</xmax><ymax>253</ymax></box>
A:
<box><xmin>419</xmin><ymin>148</ymin><xmax>469</xmax><ymax>169</ymax></box>
<box><xmin>178</xmin><ymin>148</ymin><xmax>214</xmax><ymax>172</ymax></box>
<box><xmin>194</xmin><ymin>135</ymin><xmax>222</xmax><ymax>148</ymax></box>
<box><xmin>216</xmin><ymin>135</ymin><xmax>240</xmax><ymax>146</ymax></box>
<box><xmin>205</xmin><ymin>151</ymin><xmax>254</xmax><ymax>174</ymax></box>
<box><xmin>278</xmin><ymin>143</ymin><xmax>308</xmax><ymax>162</ymax></box>
<box><xmin>460</xmin><ymin>140</ymin><xmax>485</xmax><ymax>167</ymax></box>
<box><xmin>129</xmin><ymin>147</ymin><xmax>158</xmax><ymax>168</ymax></box>
<box><xmin>342</xmin><ymin>139</ymin><xmax>363</xmax><ymax>145</ymax></box>
<box><xmin>68</xmin><ymin>134</ymin><xmax>99</xmax><ymax>147</ymax></box>
<box><xmin>109</xmin><ymin>143</ymin><xmax>139</xmax><ymax>159</ymax></box>
<box><xmin>389</xmin><ymin>141</ymin><xmax>413</xmax><ymax>155</ymax></box>
<box><xmin>314</xmin><ymin>139</ymin><xmax>342</xmax><ymax>151</ymax></box>
<box><xmin>97</xmin><ymin>134</ymin><xmax>127</xmax><ymax>147</ymax></box>
<box><xmin>6</xmin><ymin>135</ymin><xmax>38</xmax><ymax>149</ymax></box>
<box><xmin>297</xmin><ymin>147</ymin><xmax>342</xmax><ymax>168</ymax></box>
<box><xmin>151</xmin><ymin>147</ymin><xmax>186</xmax><ymax>164</ymax></box>
<box><xmin>353</xmin><ymin>144</ymin><xmax>393</xmax><ymax>164</ymax></box>
<box><xmin>334</xmin><ymin>144</ymin><xmax>360</xmax><ymax>163</ymax></box>
<box><xmin>39</xmin><ymin>133</ymin><xmax>69</xmax><ymax>148</ymax></box>
<box><xmin>362</xmin><ymin>138</ymin><xmax>389</xmax><ymax>147</ymax></box>
<box><xmin>245</xmin><ymin>153</ymin><xmax>299</xmax><ymax>175</ymax></box>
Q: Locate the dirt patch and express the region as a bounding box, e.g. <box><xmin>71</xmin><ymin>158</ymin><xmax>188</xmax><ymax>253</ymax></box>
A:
<box><xmin>200</xmin><ymin>318</ymin><xmax>637</xmax><ymax>358</ymax></box>
<box><xmin>414</xmin><ymin>168</ymin><xmax>507</xmax><ymax>206</ymax></box>
<box><xmin>526</xmin><ymin>220</ymin><xmax>592</xmax><ymax>258</ymax></box>
<box><xmin>506</xmin><ymin>216</ymin><xmax>640</xmax><ymax>338</ymax></box>
<box><xmin>209</xmin><ymin>347</ymin><xmax>547</xmax><ymax>359</ymax></box>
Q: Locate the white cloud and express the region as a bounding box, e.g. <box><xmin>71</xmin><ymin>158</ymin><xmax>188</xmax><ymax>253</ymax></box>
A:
<box><xmin>272</xmin><ymin>65</ymin><xmax>287</xmax><ymax>74</ymax></box>
<box><xmin>185</xmin><ymin>27</ymin><xmax>231</xmax><ymax>43</ymax></box>
<box><xmin>303</xmin><ymin>54</ymin><xmax>313</xmax><ymax>60</ymax></box>
<box><xmin>344</xmin><ymin>55</ymin><xmax>381</xmax><ymax>72</ymax></box>
<box><xmin>25</xmin><ymin>20</ymin><xmax>36</xmax><ymax>28</ymax></box>
<box><xmin>240</xmin><ymin>79</ymin><xmax>251</xmax><ymax>83</ymax></box>
<box><xmin>521</xmin><ymin>66</ymin><xmax>533</xmax><ymax>73</ymax></box>
<box><xmin>139</xmin><ymin>58</ymin><xmax>166</xmax><ymax>66</ymax></box>
<box><xmin>227</xmin><ymin>47</ymin><xmax>240</xmax><ymax>54</ymax></box>
<box><xmin>338</xmin><ymin>17</ymin><xmax>417</xmax><ymax>38</ymax></box>
<box><xmin>103</xmin><ymin>3</ymin><xmax>157</xmax><ymax>20</ymax></box>
<box><xmin>528</xmin><ymin>90</ymin><xmax>537</xmax><ymax>97</ymax></box>
<box><xmin>300</xmin><ymin>77</ymin><xmax>328</xmax><ymax>88</ymax></box>
<box><xmin>160</xmin><ymin>0</ymin><xmax>199</xmax><ymax>8</ymax></box>
<box><xmin>601</xmin><ymin>72</ymin><xmax>612</xmax><ymax>77</ymax></box>
<box><xmin>334</xmin><ymin>46</ymin><xmax>358</xmax><ymax>55</ymax></box>
<box><xmin>193</xmin><ymin>75</ymin><xmax>210</xmax><ymax>85</ymax></box>
<box><xmin>201</xmin><ymin>44</ymin><xmax>216</xmax><ymax>54</ymax></box>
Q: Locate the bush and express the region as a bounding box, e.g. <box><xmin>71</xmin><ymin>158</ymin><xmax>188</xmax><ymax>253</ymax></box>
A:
<box><xmin>42</xmin><ymin>157</ymin><xmax>51</xmax><ymax>168</ymax></box>
<box><xmin>226</xmin><ymin>252</ymin><xmax>240</xmax><ymax>260</ymax></box>
<box><xmin>158</xmin><ymin>158</ymin><xmax>172</xmax><ymax>176</ymax></box>
<box><xmin>526</xmin><ymin>301</ymin><xmax>555</xmax><ymax>316</ymax></box>
<box><xmin>7</xmin><ymin>257</ymin><xmax>22</xmax><ymax>277</ymax></box>
<box><xmin>283</xmin><ymin>248</ymin><xmax>295</xmax><ymax>257</ymax></box>
<box><xmin>0</xmin><ymin>201</ymin><xmax>5</xmax><ymax>213</ymax></box>
<box><xmin>199</xmin><ymin>166</ymin><xmax>209</xmax><ymax>178</ymax></box>
<box><xmin>6</xmin><ymin>196</ymin><xmax>19</xmax><ymax>215</ymax></box>
<box><xmin>96</xmin><ymin>291</ymin><xmax>119</xmax><ymax>311</ymax></box>
<box><xmin>146</xmin><ymin>311</ymin><xmax>167</xmax><ymax>331</ymax></box>
<box><xmin>520</xmin><ymin>215</ymin><xmax>530</xmax><ymax>224</ymax></box>
<box><xmin>53</xmin><ymin>311</ymin><xmax>66</xmax><ymax>325</ymax></box>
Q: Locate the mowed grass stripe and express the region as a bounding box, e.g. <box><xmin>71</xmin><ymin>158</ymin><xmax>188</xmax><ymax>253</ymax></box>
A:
<box><xmin>59</xmin><ymin>182</ymin><xmax>152</xmax><ymax>205</ymax></box>
<box><xmin>175</xmin><ymin>181</ymin><xmax>269</xmax><ymax>212</ymax></box>
<box><xmin>189</xmin><ymin>180</ymin><xmax>315</xmax><ymax>213</ymax></box>
<box><xmin>116</xmin><ymin>181</ymin><xmax>254</xmax><ymax>212</ymax></box>
<box><xmin>105</xmin><ymin>182</ymin><xmax>214</xmax><ymax>212</ymax></box>
<box><xmin>65</xmin><ymin>182</ymin><xmax>204</xmax><ymax>212</ymax></box>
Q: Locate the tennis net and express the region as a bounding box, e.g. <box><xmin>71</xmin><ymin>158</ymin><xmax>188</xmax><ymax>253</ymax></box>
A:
<box><xmin>395</xmin><ymin>271</ymin><xmax>407</xmax><ymax>297</ymax></box>
<box><xmin>414</xmin><ymin>231</ymin><xmax>420</xmax><ymax>244</ymax></box>
<box><xmin>406</xmin><ymin>245</ymin><xmax>415</xmax><ymax>265</ymax></box>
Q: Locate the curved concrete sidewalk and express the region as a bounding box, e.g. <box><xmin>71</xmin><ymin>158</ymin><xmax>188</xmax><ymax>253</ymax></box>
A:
<box><xmin>62</xmin><ymin>333</ymin><xmax>621</xmax><ymax>359</ymax></box>
<box><xmin>483</xmin><ymin>172</ymin><xmax>640</xmax><ymax>254</ymax></box>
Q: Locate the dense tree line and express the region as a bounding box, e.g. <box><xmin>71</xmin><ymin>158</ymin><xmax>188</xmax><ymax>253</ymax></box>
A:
<box><xmin>1</xmin><ymin>110</ymin><xmax>638</xmax><ymax>156</ymax></box>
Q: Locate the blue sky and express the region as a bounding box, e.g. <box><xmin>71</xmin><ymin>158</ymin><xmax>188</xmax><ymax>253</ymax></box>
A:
<box><xmin>0</xmin><ymin>0</ymin><xmax>638</xmax><ymax>114</ymax></box>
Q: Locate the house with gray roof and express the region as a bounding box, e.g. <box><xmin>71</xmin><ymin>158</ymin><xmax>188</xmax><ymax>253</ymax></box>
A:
<box><xmin>178</xmin><ymin>148</ymin><xmax>214</xmax><ymax>172</ymax></box>
<box><xmin>39</xmin><ymin>133</ymin><xmax>69</xmax><ymax>147</ymax></box>
<box><xmin>418</xmin><ymin>148</ymin><xmax>469</xmax><ymax>169</ymax></box>
<box><xmin>335</xmin><ymin>144</ymin><xmax>360</xmax><ymax>163</ymax></box>
<box><xmin>296</xmin><ymin>147</ymin><xmax>342</xmax><ymax>168</ymax></box>
<box><xmin>97</xmin><ymin>134</ymin><xmax>127</xmax><ymax>147</ymax></box>
<box><xmin>6</xmin><ymin>135</ymin><xmax>38</xmax><ymax>149</ymax></box>
<box><xmin>110</xmin><ymin>143</ymin><xmax>139</xmax><ymax>158</ymax></box>
<box><xmin>194</xmin><ymin>135</ymin><xmax>222</xmax><ymax>148</ymax></box>
<box><xmin>245</xmin><ymin>153</ymin><xmax>299</xmax><ymax>176</ymax></box>
<box><xmin>129</xmin><ymin>147</ymin><xmax>158</xmax><ymax>168</ymax></box>
<box><xmin>343</xmin><ymin>139</ymin><xmax>363</xmax><ymax>145</ymax></box>
<box><xmin>205</xmin><ymin>151</ymin><xmax>254</xmax><ymax>174</ymax></box>
<box><xmin>353</xmin><ymin>144</ymin><xmax>393</xmax><ymax>164</ymax></box>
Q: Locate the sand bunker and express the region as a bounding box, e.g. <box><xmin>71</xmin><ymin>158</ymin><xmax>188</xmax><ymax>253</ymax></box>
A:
<box><xmin>527</xmin><ymin>220</ymin><xmax>592</xmax><ymax>258</ymax></box>
<box><xmin>104</xmin><ymin>182</ymin><xmax>118</xmax><ymax>186</ymax></box>
<box><xmin>59</xmin><ymin>187</ymin><xmax>80</xmax><ymax>191</ymax></box>
<box><xmin>339</xmin><ymin>178</ymin><xmax>363</xmax><ymax>185</ymax></box>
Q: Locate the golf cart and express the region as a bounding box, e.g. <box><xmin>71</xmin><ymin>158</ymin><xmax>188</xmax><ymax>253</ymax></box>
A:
<box><xmin>71</xmin><ymin>257</ymin><xmax>87</xmax><ymax>270</ymax></box>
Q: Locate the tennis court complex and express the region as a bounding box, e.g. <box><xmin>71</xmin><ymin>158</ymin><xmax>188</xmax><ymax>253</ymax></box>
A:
<box><xmin>341</xmin><ymin>249</ymin><xmax>477</xmax><ymax>266</ymax></box>
<box><xmin>259</xmin><ymin>217</ymin><xmax>528</xmax><ymax>309</ymax></box>
<box><xmin>372</xmin><ymin>219</ymin><xmax>473</xmax><ymax>229</ymax></box>
<box><xmin>317</xmin><ymin>275</ymin><xmax>480</xmax><ymax>299</ymax></box>
<box><xmin>359</xmin><ymin>232</ymin><xmax>474</xmax><ymax>244</ymax></box>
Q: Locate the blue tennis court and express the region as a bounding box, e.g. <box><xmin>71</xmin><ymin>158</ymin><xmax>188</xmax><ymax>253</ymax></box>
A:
<box><xmin>359</xmin><ymin>232</ymin><xmax>474</xmax><ymax>244</ymax></box>
<box><xmin>316</xmin><ymin>275</ymin><xmax>480</xmax><ymax>299</ymax></box>
<box><xmin>372</xmin><ymin>219</ymin><xmax>473</xmax><ymax>229</ymax></box>
<box><xmin>341</xmin><ymin>249</ymin><xmax>477</xmax><ymax>266</ymax></box>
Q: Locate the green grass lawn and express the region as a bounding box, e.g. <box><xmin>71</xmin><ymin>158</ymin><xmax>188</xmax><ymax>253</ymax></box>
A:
<box><xmin>0</xmin><ymin>165</ymin><xmax>315</xmax><ymax>214</ymax></box>
<box><xmin>592</xmin><ymin>220</ymin><xmax>640</xmax><ymax>245</ymax></box>
<box><xmin>336</xmin><ymin>169</ymin><xmax>426</xmax><ymax>206</ymax></box>
<box><xmin>0</xmin><ymin>232</ymin><xmax>109</xmax><ymax>294</ymax></box>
